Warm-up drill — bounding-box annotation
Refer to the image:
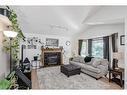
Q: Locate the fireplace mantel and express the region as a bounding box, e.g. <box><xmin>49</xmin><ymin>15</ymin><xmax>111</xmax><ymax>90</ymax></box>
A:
<box><xmin>41</xmin><ymin>48</ymin><xmax>63</xmax><ymax>67</ymax></box>
<box><xmin>42</xmin><ymin>48</ymin><xmax>62</xmax><ymax>52</ymax></box>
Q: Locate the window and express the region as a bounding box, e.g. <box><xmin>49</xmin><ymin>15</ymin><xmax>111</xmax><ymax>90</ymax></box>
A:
<box><xmin>81</xmin><ymin>41</ymin><xmax>87</xmax><ymax>57</ymax></box>
<box><xmin>80</xmin><ymin>38</ymin><xmax>104</xmax><ymax>58</ymax></box>
<box><xmin>92</xmin><ymin>38</ymin><xmax>103</xmax><ymax>58</ymax></box>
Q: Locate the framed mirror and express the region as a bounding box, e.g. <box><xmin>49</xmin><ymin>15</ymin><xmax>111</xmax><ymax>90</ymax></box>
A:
<box><xmin>120</xmin><ymin>35</ymin><xmax>125</xmax><ymax>45</ymax></box>
<box><xmin>66</xmin><ymin>41</ymin><xmax>70</xmax><ymax>46</ymax></box>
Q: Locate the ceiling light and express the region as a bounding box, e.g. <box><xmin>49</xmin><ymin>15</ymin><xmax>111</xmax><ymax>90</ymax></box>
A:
<box><xmin>49</xmin><ymin>25</ymin><xmax>68</xmax><ymax>31</ymax></box>
<box><xmin>3</xmin><ymin>31</ymin><xmax>18</xmax><ymax>38</ymax></box>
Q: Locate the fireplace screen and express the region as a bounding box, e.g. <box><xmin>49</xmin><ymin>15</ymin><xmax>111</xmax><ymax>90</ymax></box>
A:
<box><xmin>48</xmin><ymin>56</ymin><xmax>58</xmax><ymax>64</ymax></box>
<box><xmin>44</xmin><ymin>52</ymin><xmax>61</xmax><ymax>66</ymax></box>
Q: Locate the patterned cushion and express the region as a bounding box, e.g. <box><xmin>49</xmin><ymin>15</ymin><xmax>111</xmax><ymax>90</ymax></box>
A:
<box><xmin>72</xmin><ymin>56</ymin><xmax>85</xmax><ymax>63</ymax></box>
<box><xmin>91</xmin><ymin>58</ymin><xmax>101</xmax><ymax>68</ymax></box>
<box><xmin>79</xmin><ymin>57</ymin><xmax>85</xmax><ymax>63</ymax></box>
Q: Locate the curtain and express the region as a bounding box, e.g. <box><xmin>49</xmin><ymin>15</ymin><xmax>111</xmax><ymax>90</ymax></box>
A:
<box><xmin>78</xmin><ymin>40</ymin><xmax>83</xmax><ymax>55</ymax></box>
<box><xmin>112</xmin><ymin>33</ymin><xmax>118</xmax><ymax>52</ymax></box>
<box><xmin>88</xmin><ymin>39</ymin><xmax>92</xmax><ymax>57</ymax></box>
<box><xmin>0</xmin><ymin>8</ymin><xmax>10</xmax><ymax>17</ymax></box>
<box><xmin>111</xmin><ymin>33</ymin><xmax>118</xmax><ymax>69</ymax></box>
<box><xmin>103</xmin><ymin>36</ymin><xmax>109</xmax><ymax>61</ymax></box>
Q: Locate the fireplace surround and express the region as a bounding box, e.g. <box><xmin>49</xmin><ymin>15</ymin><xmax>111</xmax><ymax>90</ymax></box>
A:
<box><xmin>41</xmin><ymin>48</ymin><xmax>63</xmax><ymax>67</ymax></box>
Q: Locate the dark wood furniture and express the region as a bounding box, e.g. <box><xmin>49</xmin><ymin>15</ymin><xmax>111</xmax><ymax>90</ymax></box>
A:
<box><xmin>15</xmin><ymin>68</ymin><xmax>31</xmax><ymax>89</ymax></box>
<box><xmin>109</xmin><ymin>68</ymin><xmax>124</xmax><ymax>88</ymax></box>
<box><xmin>61</xmin><ymin>64</ymin><xmax>81</xmax><ymax>77</ymax></box>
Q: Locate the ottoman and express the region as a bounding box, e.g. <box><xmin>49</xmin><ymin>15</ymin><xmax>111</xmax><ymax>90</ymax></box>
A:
<box><xmin>61</xmin><ymin>64</ymin><xmax>81</xmax><ymax>77</ymax></box>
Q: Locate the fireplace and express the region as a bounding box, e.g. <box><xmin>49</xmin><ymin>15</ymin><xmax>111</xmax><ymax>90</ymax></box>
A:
<box><xmin>41</xmin><ymin>48</ymin><xmax>63</xmax><ymax>67</ymax></box>
<box><xmin>44</xmin><ymin>52</ymin><xmax>61</xmax><ymax>66</ymax></box>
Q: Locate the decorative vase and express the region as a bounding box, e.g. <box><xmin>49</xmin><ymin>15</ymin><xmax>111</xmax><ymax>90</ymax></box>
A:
<box><xmin>34</xmin><ymin>56</ymin><xmax>38</xmax><ymax>61</ymax></box>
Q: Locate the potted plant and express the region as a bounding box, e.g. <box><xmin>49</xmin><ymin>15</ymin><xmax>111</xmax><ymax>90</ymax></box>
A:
<box><xmin>34</xmin><ymin>54</ymin><xmax>39</xmax><ymax>61</ymax></box>
<box><xmin>2</xmin><ymin>6</ymin><xmax>25</xmax><ymax>70</ymax></box>
<box><xmin>34</xmin><ymin>56</ymin><xmax>38</xmax><ymax>61</ymax></box>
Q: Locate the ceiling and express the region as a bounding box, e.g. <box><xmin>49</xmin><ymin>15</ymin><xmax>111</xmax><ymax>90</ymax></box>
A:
<box><xmin>11</xmin><ymin>6</ymin><xmax>101</xmax><ymax>36</ymax></box>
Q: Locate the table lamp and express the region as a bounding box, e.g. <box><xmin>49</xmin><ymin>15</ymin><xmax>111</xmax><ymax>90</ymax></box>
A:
<box><xmin>113</xmin><ymin>52</ymin><xmax>123</xmax><ymax>70</ymax></box>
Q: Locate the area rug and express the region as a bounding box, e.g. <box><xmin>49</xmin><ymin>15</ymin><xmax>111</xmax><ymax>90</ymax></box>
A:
<box><xmin>37</xmin><ymin>66</ymin><xmax>114</xmax><ymax>89</ymax></box>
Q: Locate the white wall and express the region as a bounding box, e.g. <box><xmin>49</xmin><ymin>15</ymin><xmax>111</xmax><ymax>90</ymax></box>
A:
<box><xmin>0</xmin><ymin>24</ymin><xmax>10</xmax><ymax>79</ymax></box>
<box><xmin>72</xmin><ymin>24</ymin><xmax>125</xmax><ymax>67</ymax></box>
<box><xmin>125</xmin><ymin>18</ymin><xmax>127</xmax><ymax>89</ymax></box>
<box><xmin>78</xmin><ymin>24</ymin><xmax>124</xmax><ymax>39</ymax></box>
<box><xmin>20</xmin><ymin>33</ymin><xmax>72</xmax><ymax>64</ymax></box>
<box><xmin>85</xmin><ymin>6</ymin><xmax>127</xmax><ymax>24</ymax></box>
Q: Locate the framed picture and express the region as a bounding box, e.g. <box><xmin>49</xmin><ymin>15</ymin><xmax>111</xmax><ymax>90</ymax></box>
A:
<box><xmin>120</xmin><ymin>35</ymin><xmax>125</xmax><ymax>45</ymax></box>
<box><xmin>46</xmin><ymin>38</ymin><xmax>59</xmax><ymax>47</ymax></box>
<box><xmin>66</xmin><ymin>41</ymin><xmax>71</xmax><ymax>46</ymax></box>
<box><xmin>27</xmin><ymin>45</ymin><xmax>37</xmax><ymax>49</ymax></box>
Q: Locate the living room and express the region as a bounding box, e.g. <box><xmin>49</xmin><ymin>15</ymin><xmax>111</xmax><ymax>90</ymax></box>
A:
<box><xmin>0</xmin><ymin>6</ymin><xmax>126</xmax><ymax>89</ymax></box>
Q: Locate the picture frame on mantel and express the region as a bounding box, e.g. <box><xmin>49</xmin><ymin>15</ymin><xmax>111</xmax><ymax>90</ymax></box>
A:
<box><xmin>120</xmin><ymin>35</ymin><xmax>125</xmax><ymax>45</ymax></box>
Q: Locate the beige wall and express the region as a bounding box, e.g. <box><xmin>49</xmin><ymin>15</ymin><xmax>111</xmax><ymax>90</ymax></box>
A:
<box><xmin>0</xmin><ymin>22</ymin><xmax>10</xmax><ymax>79</ymax></box>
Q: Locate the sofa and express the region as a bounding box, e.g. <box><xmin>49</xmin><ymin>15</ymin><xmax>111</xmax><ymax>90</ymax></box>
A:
<box><xmin>69</xmin><ymin>56</ymin><xmax>109</xmax><ymax>80</ymax></box>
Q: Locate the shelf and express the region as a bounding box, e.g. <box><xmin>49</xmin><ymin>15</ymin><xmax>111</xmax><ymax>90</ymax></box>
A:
<box><xmin>112</xmin><ymin>78</ymin><xmax>124</xmax><ymax>87</ymax></box>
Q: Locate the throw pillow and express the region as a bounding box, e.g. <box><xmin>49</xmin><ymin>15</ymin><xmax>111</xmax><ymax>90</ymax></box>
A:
<box><xmin>72</xmin><ymin>56</ymin><xmax>81</xmax><ymax>62</ymax></box>
<box><xmin>100</xmin><ymin>59</ymin><xmax>109</xmax><ymax>66</ymax></box>
<box><xmin>84</xmin><ymin>56</ymin><xmax>94</xmax><ymax>62</ymax></box>
<box><xmin>92</xmin><ymin>58</ymin><xmax>101</xmax><ymax>68</ymax></box>
<box><xmin>79</xmin><ymin>57</ymin><xmax>85</xmax><ymax>63</ymax></box>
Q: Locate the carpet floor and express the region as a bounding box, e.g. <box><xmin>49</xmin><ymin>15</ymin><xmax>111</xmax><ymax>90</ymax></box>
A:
<box><xmin>37</xmin><ymin>66</ymin><xmax>121</xmax><ymax>89</ymax></box>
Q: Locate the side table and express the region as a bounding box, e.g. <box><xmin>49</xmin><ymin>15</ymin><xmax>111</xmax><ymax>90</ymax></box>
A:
<box><xmin>109</xmin><ymin>68</ymin><xmax>124</xmax><ymax>88</ymax></box>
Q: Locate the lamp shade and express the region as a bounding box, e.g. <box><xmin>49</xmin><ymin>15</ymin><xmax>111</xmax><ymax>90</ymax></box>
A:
<box><xmin>113</xmin><ymin>52</ymin><xmax>123</xmax><ymax>59</ymax></box>
<box><xmin>3</xmin><ymin>31</ymin><xmax>18</xmax><ymax>38</ymax></box>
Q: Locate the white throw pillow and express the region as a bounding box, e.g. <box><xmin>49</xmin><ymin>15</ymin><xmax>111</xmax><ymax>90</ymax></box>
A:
<box><xmin>100</xmin><ymin>59</ymin><xmax>109</xmax><ymax>66</ymax></box>
<box><xmin>72</xmin><ymin>56</ymin><xmax>80</xmax><ymax>62</ymax></box>
<box><xmin>79</xmin><ymin>57</ymin><xmax>85</xmax><ymax>63</ymax></box>
<box><xmin>92</xmin><ymin>58</ymin><xmax>101</xmax><ymax>68</ymax></box>
<box><xmin>73</xmin><ymin>56</ymin><xmax>85</xmax><ymax>63</ymax></box>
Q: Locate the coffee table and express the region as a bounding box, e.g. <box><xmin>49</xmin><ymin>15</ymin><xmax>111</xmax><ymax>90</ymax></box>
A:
<box><xmin>61</xmin><ymin>64</ymin><xmax>81</xmax><ymax>77</ymax></box>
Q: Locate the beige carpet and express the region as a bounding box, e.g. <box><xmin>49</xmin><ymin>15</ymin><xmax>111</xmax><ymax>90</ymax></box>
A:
<box><xmin>37</xmin><ymin>66</ymin><xmax>120</xmax><ymax>89</ymax></box>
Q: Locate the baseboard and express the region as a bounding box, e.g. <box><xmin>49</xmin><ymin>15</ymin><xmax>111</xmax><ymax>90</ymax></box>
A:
<box><xmin>125</xmin><ymin>82</ymin><xmax>127</xmax><ymax>89</ymax></box>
